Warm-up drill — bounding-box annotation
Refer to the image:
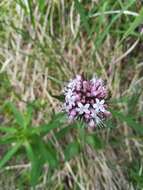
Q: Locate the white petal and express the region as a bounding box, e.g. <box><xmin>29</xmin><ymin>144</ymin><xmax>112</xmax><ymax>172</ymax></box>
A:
<box><xmin>95</xmin><ymin>116</ymin><xmax>101</xmax><ymax>124</ymax></box>
<box><xmin>85</xmin><ymin>109</ymin><xmax>90</xmax><ymax>114</ymax></box>
<box><xmin>100</xmin><ymin>106</ymin><xmax>105</xmax><ymax>112</ymax></box>
<box><xmin>79</xmin><ymin>110</ymin><xmax>84</xmax><ymax>114</ymax></box>
<box><xmin>76</xmin><ymin>107</ymin><xmax>80</xmax><ymax>112</ymax></box>
<box><xmin>91</xmin><ymin>110</ymin><xmax>97</xmax><ymax>118</ymax></box>
<box><xmin>100</xmin><ymin>100</ymin><xmax>105</xmax><ymax>104</ymax></box>
<box><xmin>77</xmin><ymin>102</ymin><xmax>83</xmax><ymax>108</ymax></box>
<box><xmin>85</xmin><ymin>104</ymin><xmax>90</xmax><ymax>109</ymax></box>
<box><xmin>96</xmin><ymin>98</ymin><xmax>100</xmax><ymax>103</ymax></box>
<box><xmin>95</xmin><ymin>107</ymin><xmax>100</xmax><ymax>113</ymax></box>
<box><xmin>93</xmin><ymin>104</ymin><xmax>96</xmax><ymax>109</ymax></box>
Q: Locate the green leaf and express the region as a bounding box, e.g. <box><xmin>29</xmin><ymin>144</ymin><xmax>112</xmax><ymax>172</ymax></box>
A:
<box><xmin>54</xmin><ymin>122</ymin><xmax>82</xmax><ymax>140</ymax></box>
<box><xmin>24</xmin><ymin>104</ymin><xmax>33</xmax><ymax>127</ymax></box>
<box><xmin>123</xmin><ymin>7</ymin><xmax>143</xmax><ymax>39</ymax></box>
<box><xmin>85</xmin><ymin>134</ymin><xmax>104</xmax><ymax>149</ymax></box>
<box><xmin>0</xmin><ymin>143</ymin><xmax>21</xmax><ymax>169</ymax></box>
<box><xmin>36</xmin><ymin>113</ymin><xmax>66</xmax><ymax>136</ymax></box>
<box><xmin>0</xmin><ymin>126</ymin><xmax>17</xmax><ymax>133</ymax></box>
<box><xmin>4</xmin><ymin>102</ymin><xmax>25</xmax><ymax>128</ymax></box>
<box><xmin>64</xmin><ymin>141</ymin><xmax>80</xmax><ymax>161</ymax></box>
<box><xmin>38</xmin><ymin>0</ymin><xmax>45</xmax><ymax>12</ymax></box>
<box><xmin>54</xmin><ymin>126</ymin><xmax>71</xmax><ymax>140</ymax></box>
<box><xmin>25</xmin><ymin>142</ymin><xmax>43</xmax><ymax>187</ymax></box>
<box><xmin>31</xmin><ymin>135</ymin><xmax>58</xmax><ymax>167</ymax></box>
<box><xmin>0</xmin><ymin>134</ymin><xmax>16</xmax><ymax>145</ymax></box>
<box><xmin>37</xmin><ymin>138</ymin><xmax>58</xmax><ymax>167</ymax></box>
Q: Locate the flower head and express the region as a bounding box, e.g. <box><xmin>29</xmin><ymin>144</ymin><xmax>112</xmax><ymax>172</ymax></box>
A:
<box><xmin>63</xmin><ymin>75</ymin><xmax>110</xmax><ymax>128</ymax></box>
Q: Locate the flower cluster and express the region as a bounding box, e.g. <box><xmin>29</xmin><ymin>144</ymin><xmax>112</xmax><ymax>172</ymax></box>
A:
<box><xmin>63</xmin><ymin>75</ymin><xmax>110</xmax><ymax>128</ymax></box>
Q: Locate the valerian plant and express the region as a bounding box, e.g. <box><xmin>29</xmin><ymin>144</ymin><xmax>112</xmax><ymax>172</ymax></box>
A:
<box><xmin>1</xmin><ymin>76</ymin><xmax>141</xmax><ymax>188</ymax></box>
<box><xmin>0</xmin><ymin>75</ymin><xmax>111</xmax><ymax>187</ymax></box>
<box><xmin>0</xmin><ymin>100</ymin><xmax>104</xmax><ymax>187</ymax></box>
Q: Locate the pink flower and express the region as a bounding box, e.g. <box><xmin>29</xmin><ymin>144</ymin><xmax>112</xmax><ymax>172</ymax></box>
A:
<box><xmin>63</xmin><ymin>75</ymin><xmax>110</xmax><ymax>128</ymax></box>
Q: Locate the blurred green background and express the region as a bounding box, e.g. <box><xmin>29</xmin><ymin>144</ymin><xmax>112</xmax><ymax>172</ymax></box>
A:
<box><xmin>0</xmin><ymin>0</ymin><xmax>143</xmax><ymax>189</ymax></box>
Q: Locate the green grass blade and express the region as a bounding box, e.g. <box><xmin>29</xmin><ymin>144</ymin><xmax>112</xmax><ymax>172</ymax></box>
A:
<box><xmin>74</xmin><ymin>0</ymin><xmax>90</xmax><ymax>36</ymax></box>
<box><xmin>47</xmin><ymin>76</ymin><xmax>63</xmax><ymax>85</ymax></box>
<box><xmin>38</xmin><ymin>0</ymin><xmax>45</xmax><ymax>13</ymax></box>
<box><xmin>123</xmin><ymin>7</ymin><xmax>143</xmax><ymax>40</ymax></box>
<box><xmin>27</xmin><ymin>0</ymin><xmax>35</xmax><ymax>28</ymax></box>
<box><xmin>111</xmin><ymin>110</ymin><xmax>143</xmax><ymax>133</ymax></box>
<box><xmin>0</xmin><ymin>143</ymin><xmax>21</xmax><ymax>169</ymax></box>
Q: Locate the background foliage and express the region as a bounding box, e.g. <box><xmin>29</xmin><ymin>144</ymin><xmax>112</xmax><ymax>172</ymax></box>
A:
<box><xmin>0</xmin><ymin>0</ymin><xmax>143</xmax><ymax>189</ymax></box>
